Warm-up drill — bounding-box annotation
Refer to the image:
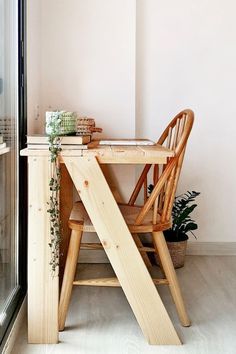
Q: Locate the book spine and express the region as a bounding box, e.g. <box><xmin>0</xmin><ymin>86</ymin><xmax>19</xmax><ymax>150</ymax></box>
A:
<box><xmin>27</xmin><ymin>135</ymin><xmax>90</xmax><ymax>144</ymax></box>
<box><xmin>27</xmin><ymin>144</ymin><xmax>88</xmax><ymax>150</ymax></box>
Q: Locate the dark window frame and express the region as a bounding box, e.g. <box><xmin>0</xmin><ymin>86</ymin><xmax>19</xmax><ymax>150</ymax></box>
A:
<box><xmin>0</xmin><ymin>0</ymin><xmax>27</xmax><ymax>348</ymax></box>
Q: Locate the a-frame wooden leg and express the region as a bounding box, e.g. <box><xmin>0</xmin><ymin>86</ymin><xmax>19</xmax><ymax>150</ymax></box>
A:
<box><xmin>152</xmin><ymin>231</ymin><xmax>191</xmax><ymax>327</ymax></box>
<box><xmin>63</xmin><ymin>156</ymin><xmax>181</xmax><ymax>345</ymax></box>
<box><xmin>59</xmin><ymin>228</ymin><xmax>83</xmax><ymax>331</ymax></box>
<box><xmin>28</xmin><ymin>156</ymin><xmax>58</xmax><ymax>344</ymax></box>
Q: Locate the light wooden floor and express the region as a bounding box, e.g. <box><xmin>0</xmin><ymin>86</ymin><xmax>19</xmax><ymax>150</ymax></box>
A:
<box><xmin>12</xmin><ymin>256</ymin><xmax>236</xmax><ymax>354</ymax></box>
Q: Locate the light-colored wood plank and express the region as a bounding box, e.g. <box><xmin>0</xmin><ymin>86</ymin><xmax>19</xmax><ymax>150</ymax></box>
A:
<box><xmin>99</xmin><ymin>139</ymin><xmax>155</xmax><ymax>146</ymax></box>
<box><xmin>137</xmin><ymin>144</ymin><xmax>175</xmax><ymax>157</ymax></box>
<box><xmin>110</xmin><ymin>145</ymin><xmax>143</xmax><ymax>157</ymax></box>
<box><xmin>73</xmin><ymin>277</ymin><xmax>169</xmax><ymax>287</ymax></box>
<box><xmin>20</xmin><ymin>148</ymin><xmax>83</xmax><ymax>157</ymax></box>
<box><xmin>82</xmin><ymin>146</ymin><xmax>112</xmax><ymax>158</ymax></box>
<box><xmin>21</xmin><ymin>145</ymin><xmax>172</xmax><ymax>165</ymax></box>
<box><xmin>89</xmin><ymin>155</ymin><xmax>167</xmax><ymax>165</ymax></box>
<box><xmin>28</xmin><ymin>156</ymin><xmax>58</xmax><ymax>343</ymax></box>
<box><xmin>73</xmin><ymin>277</ymin><xmax>120</xmax><ymax>287</ymax></box>
<box><xmin>80</xmin><ymin>242</ymin><xmax>155</xmax><ymax>253</ymax></box>
<box><xmin>80</xmin><ymin>242</ymin><xmax>104</xmax><ymax>250</ymax></box>
<box><xmin>59</xmin><ymin>229</ymin><xmax>83</xmax><ymax>331</ymax></box>
<box><xmin>64</xmin><ymin>156</ymin><xmax>181</xmax><ymax>345</ymax></box>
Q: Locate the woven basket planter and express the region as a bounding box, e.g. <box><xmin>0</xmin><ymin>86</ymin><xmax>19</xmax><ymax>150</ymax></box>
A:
<box><xmin>155</xmin><ymin>239</ymin><xmax>187</xmax><ymax>269</ymax></box>
<box><xmin>166</xmin><ymin>240</ymin><xmax>187</xmax><ymax>268</ymax></box>
<box><xmin>76</xmin><ymin>117</ymin><xmax>102</xmax><ymax>136</ymax></box>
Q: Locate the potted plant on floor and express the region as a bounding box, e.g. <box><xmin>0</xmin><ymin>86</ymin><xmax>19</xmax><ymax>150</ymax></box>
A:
<box><xmin>164</xmin><ymin>191</ymin><xmax>200</xmax><ymax>268</ymax></box>
<box><xmin>148</xmin><ymin>188</ymin><xmax>200</xmax><ymax>268</ymax></box>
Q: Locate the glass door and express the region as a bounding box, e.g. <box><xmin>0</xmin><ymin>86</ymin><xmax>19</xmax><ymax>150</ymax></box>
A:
<box><xmin>0</xmin><ymin>0</ymin><xmax>26</xmax><ymax>346</ymax></box>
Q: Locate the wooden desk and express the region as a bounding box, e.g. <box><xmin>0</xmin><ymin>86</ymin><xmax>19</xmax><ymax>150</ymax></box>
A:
<box><xmin>21</xmin><ymin>143</ymin><xmax>181</xmax><ymax>345</ymax></box>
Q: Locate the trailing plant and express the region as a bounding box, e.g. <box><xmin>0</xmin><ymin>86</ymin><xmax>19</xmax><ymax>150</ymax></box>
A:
<box><xmin>46</xmin><ymin>112</ymin><xmax>62</xmax><ymax>274</ymax></box>
<box><xmin>148</xmin><ymin>186</ymin><xmax>200</xmax><ymax>242</ymax></box>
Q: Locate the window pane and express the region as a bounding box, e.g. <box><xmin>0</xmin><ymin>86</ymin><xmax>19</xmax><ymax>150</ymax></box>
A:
<box><xmin>0</xmin><ymin>0</ymin><xmax>18</xmax><ymax>326</ymax></box>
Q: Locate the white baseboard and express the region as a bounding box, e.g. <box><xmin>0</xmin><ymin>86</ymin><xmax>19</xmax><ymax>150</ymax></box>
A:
<box><xmin>186</xmin><ymin>242</ymin><xmax>236</xmax><ymax>256</ymax></box>
<box><xmin>79</xmin><ymin>242</ymin><xmax>236</xmax><ymax>263</ymax></box>
<box><xmin>2</xmin><ymin>297</ymin><xmax>27</xmax><ymax>354</ymax></box>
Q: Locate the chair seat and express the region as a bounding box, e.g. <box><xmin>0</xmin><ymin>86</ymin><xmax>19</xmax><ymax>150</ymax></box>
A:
<box><xmin>69</xmin><ymin>201</ymin><xmax>171</xmax><ymax>233</ymax></box>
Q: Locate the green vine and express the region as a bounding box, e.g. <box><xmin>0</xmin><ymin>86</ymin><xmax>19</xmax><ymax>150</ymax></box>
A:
<box><xmin>46</xmin><ymin>112</ymin><xmax>62</xmax><ymax>274</ymax></box>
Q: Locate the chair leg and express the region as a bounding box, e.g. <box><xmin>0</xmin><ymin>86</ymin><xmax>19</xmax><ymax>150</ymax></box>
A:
<box><xmin>154</xmin><ymin>249</ymin><xmax>166</xmax><ymax>278</ymax></box>
<box><xmin>152</xmin><ymin>231</ymin><xmax>191</xmax><ymax>327</ymax></box>
<box><xmin>59</xmin><ymin>228</ymin><xmax>83</xmax><ymax>331</ymax></box>
<box><xmin>133</xmin><ymin>233</ymin><xmax>152</xmax><ymax>269</ymax></box>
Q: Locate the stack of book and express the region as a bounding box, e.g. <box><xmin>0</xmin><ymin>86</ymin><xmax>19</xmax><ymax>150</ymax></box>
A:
<box><xmin>27</xmin><ymin>135</ymin><xmax>91</xmax><ymax>150</ymax></box>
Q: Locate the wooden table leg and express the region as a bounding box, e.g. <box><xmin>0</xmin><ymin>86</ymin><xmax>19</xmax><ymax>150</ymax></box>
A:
<box><xmin>64</xmin><ymin>156</ymin><xmax>181</xmax><ymax>345</ymax></box>
<box><xmin>28</xmin><ymin>156</ymin><xmax>58</xmax><ymax>343</ymax></box>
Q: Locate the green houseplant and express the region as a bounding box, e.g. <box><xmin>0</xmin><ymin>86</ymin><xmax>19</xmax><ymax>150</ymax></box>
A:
<box><xmin>148</xmin><ymin>188</ymin><xmax>200</xmax><ymax>268</ymax></box>
<box><xmin>164</xmin><ymin>191</ymin><xmax>200</xmax><ymax>241</ymax></box>
<box><xmin>46</xmin><ymin>111</ymin><xmax>77</xmax><ymax>274</ymax></box>
<box><xmin>164</xmin><ymin>191</ymin><xmax>200</xmax><ymax>268</ymax></box>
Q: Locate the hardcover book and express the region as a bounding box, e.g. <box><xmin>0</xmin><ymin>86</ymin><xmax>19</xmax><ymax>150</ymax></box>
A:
<box><xmin>27</xmin><ymin>134</ymin><xmax>91</xmax><ymax>145</ymax></box>
<box><xmin>27</xmin><ymin>144</ymin><xmax>88</xmax><ymax>150</ymax></box>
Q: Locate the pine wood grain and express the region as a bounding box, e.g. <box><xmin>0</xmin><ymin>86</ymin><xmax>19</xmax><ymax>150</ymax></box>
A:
<box><xmin>64</xmin><ymin>156</ymin><xmax>181</xmax><ymax>345</ymax></box>
<box><xmin>28</xmin><ymin>156</ymin><xmax>58</xmax><ymax>343</ymax></box>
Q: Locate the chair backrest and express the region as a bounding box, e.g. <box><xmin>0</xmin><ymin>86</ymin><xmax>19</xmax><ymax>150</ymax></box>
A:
<box><xmin>128</xmin><ymin>109</ymin><xmax>194</xmax><ymax>226</ymax></box>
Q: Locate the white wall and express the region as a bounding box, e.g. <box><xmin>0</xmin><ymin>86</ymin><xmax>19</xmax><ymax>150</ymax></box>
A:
<box><xmin>27</xmin><ymin>0</ymin><xmax>136</xmax><ymax>201</ymax></box>
<box><xmin>27</xmin><ymin>0</ymin><xmax>41</xmax><ymax>133</ymax></box>
<box><xmin>27</xmin><ymin>0</ymin><xmax>236</xmax><ymax>243</ymax></box>
<box><xmin>136</xmin><ymin>0</ymin><xmax>236</xmax><ymax>242</ymax></box>
<box><xmin>28</xmin><ymin>0</ymin><xmax>136</xmax><ymax>139</ymax></box>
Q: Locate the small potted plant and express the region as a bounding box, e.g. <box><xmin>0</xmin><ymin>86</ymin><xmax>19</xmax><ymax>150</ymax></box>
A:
<box><xmin>148</xmin><ymin>188</ymin><xmax>200</xmax><ymax>268</ymax></box>
<box><xmin>164</xmin><ymin>191</ymin><xmax>200</xmax><ymax>268</ymax></box>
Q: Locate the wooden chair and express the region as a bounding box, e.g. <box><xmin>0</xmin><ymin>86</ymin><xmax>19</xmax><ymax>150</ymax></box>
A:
<box><xmin>59</xmin><ymin>109</ymin><xmax>194</xmax><ymax>331</ymax></box>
